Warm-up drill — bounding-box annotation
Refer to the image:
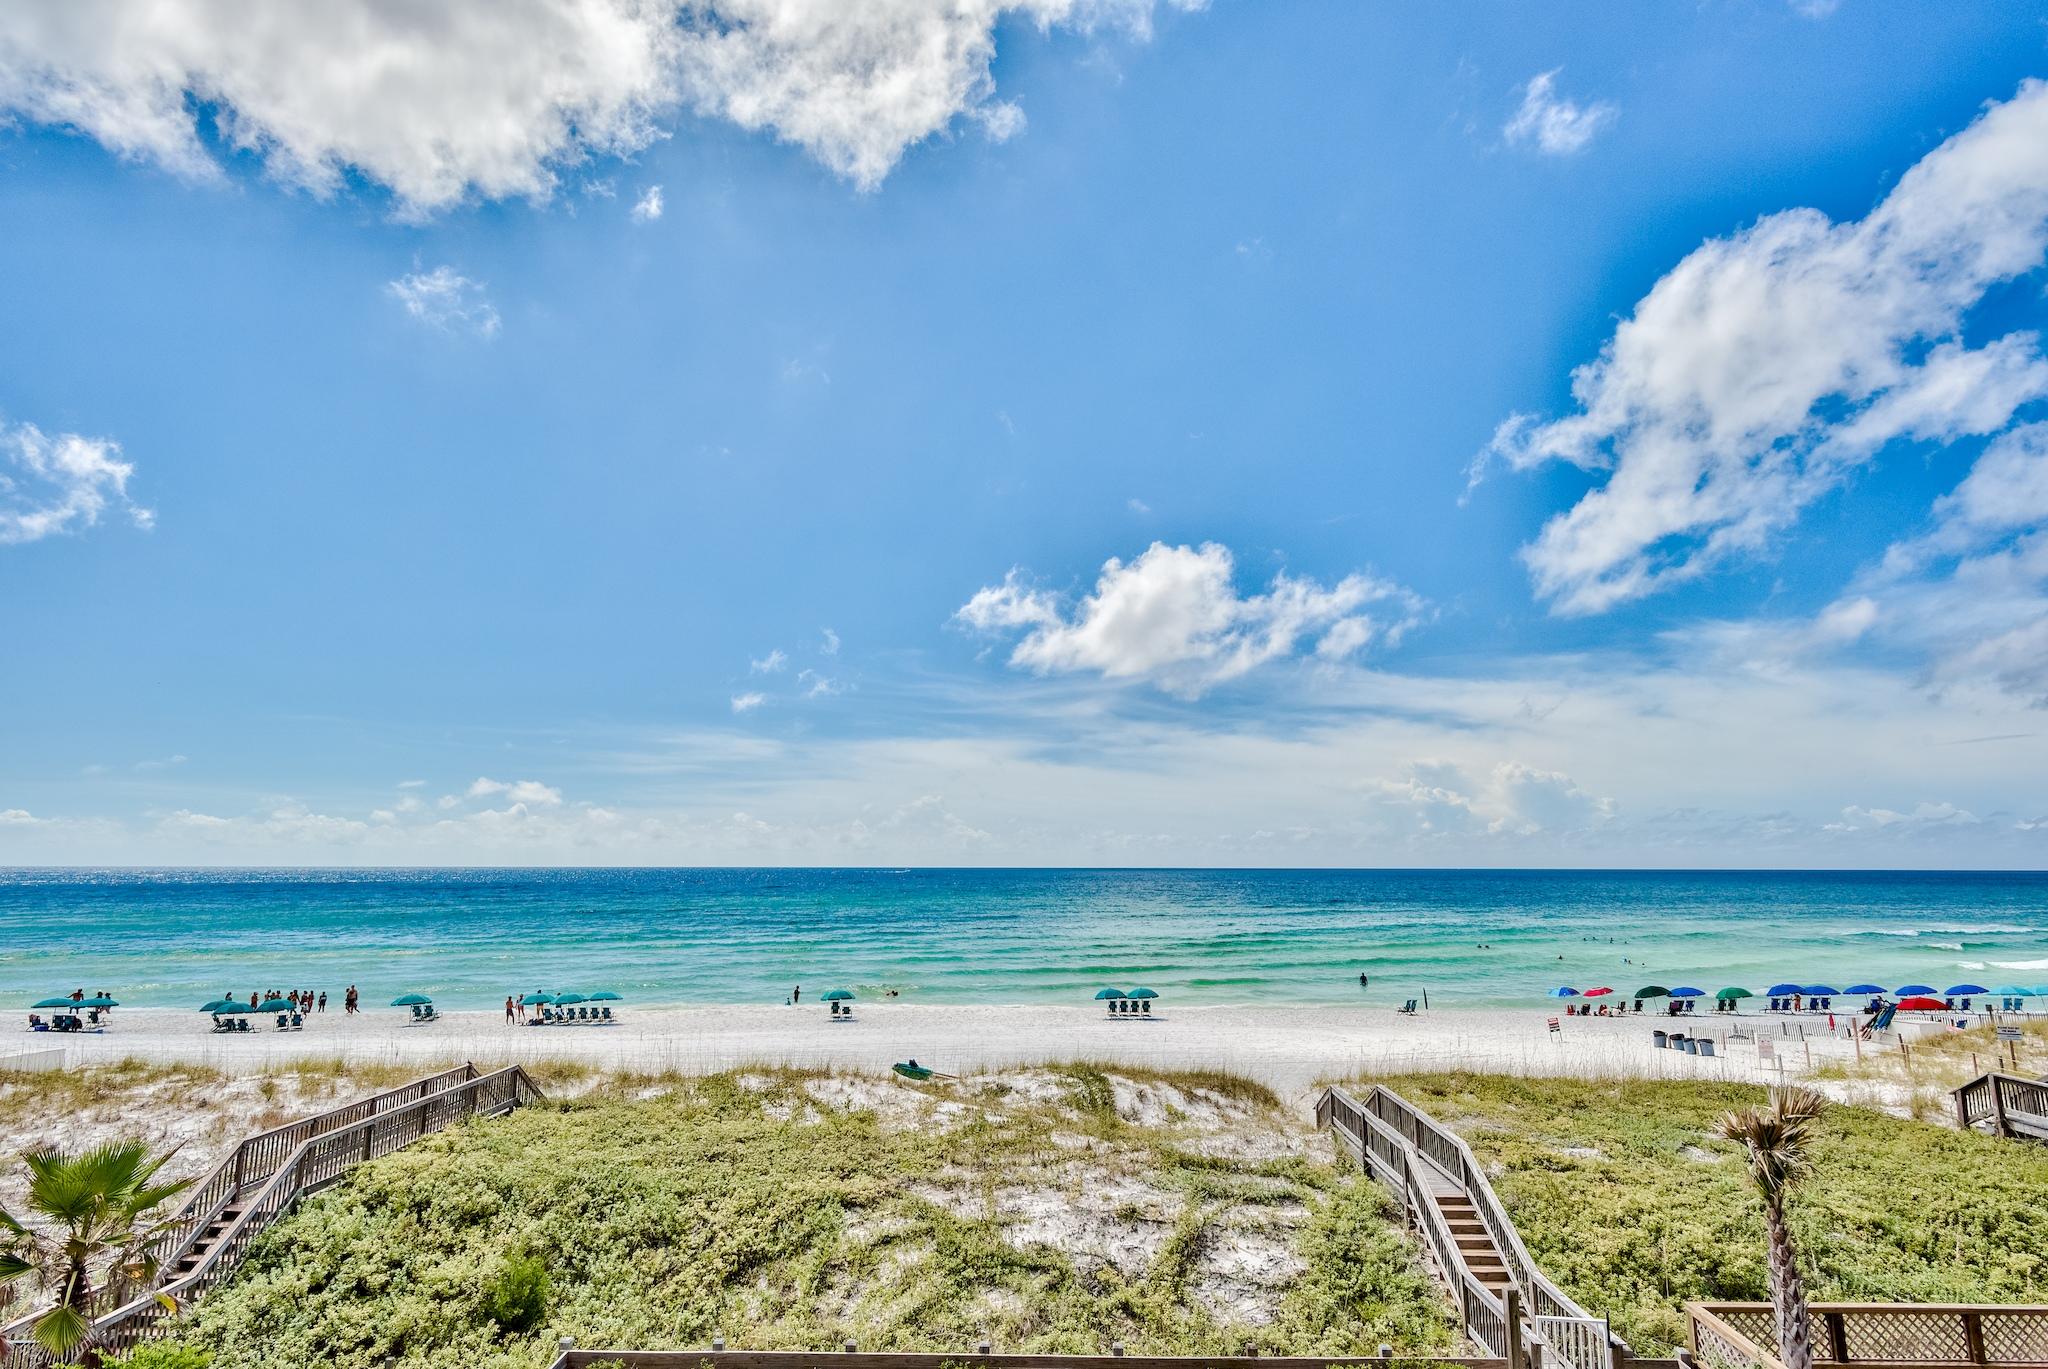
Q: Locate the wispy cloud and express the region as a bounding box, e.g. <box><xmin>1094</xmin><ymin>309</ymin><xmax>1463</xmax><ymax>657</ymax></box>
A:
<box><xmin>630</xmin><ymin>183</ymin><xmax>664</xmax><ymax>221</ymax></box>
<box><xmin>749</xmin><ymin>648</ymin><xmax>788</xmax><ymax>674</ymax></box>
<box><xmin>1503</xmin><ymin>69</ymin><xmax>1616</xmax><ymax>156</ymax></box>
<box><xmin>731</xmin><ymin>691</ymin><xmax>767</xmax><ymax>714</ymax></box>
<box><xmin>387</xmin><ymin>265</ymin><xmax>501</xmax><ymax>338</ymax></box>
<box><xmin>0</xmin><ymin>420</ymin><xmax>153</xmax><ymax>545</ymax></box>
<box><xmin>1485</xmin><ymin>78</ymin><xmax>2048</xmax><ymax>614</ymax></box>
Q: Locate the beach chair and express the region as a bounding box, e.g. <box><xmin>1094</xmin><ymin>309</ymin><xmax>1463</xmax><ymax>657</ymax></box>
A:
<box><xmin>1140</xmin><ymin>1001</ymin><xmax>1151</xmax><ymax>1015</ymax></box>
<box><xmin>1398</xmin><ymin>999</ymin><xmax>1418</xmax><ymax>1015</ymax></box>
<box><xmin>275</xmin><ymin>1013</ymin><xmax>289</xmax><ymax>1029</ymax></box>
<box><xmin>1860</xmin><ymin>1004</ymin><xmax>1896</xmax><ymax>1038</ymax></box>
<box><xmin>291</xmin><ymin>1012</ymin><xmax>304</xmax><ymax>1029</ymax></box>
<box><xmin>601</xmin><ymin>1006</ymin><xmax>614</xmax><ymax>1022</ymax></box>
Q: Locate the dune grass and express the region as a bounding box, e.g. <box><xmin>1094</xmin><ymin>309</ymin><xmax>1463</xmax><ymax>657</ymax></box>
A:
<box><xmin>140</xmin><ymin>1066</ymin><xmax>1454</xmax><ymax>1369</ymax></box>
<box><xmin>1356</xmin><ymin>1072</ymin><xmax>2048</xmax><ymax>1355</ymax></box>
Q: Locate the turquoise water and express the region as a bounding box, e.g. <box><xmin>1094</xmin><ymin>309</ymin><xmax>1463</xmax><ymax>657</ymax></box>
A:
<box><xmin>2</xmin><ymin>868</ymin><xmax>2045</xmax><ymax>1012</ymax></box>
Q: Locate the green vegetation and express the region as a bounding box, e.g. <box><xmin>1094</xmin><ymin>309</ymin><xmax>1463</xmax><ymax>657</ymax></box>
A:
<box><xmin>1361</xmin><ymin>1073</ymin><xmax>2048</xmax><ymax>1355</ymax></box>
<box><xmin>150</xmin><ymin>1067</ymin><xmax>1455</xmax><ymax>1369</ymax></box>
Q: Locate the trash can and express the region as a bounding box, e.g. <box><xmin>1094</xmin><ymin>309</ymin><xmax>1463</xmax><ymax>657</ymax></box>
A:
<box><xmin>1683</xmin><ymin>1036</ymin><xmax>1699</xmax><ymax>1054</ymax></box>
<box><xmin>1699</xmin><ymin>1039</ymin><xmax>1716</xmax><ymax>1058</ymax></box>
<box><xmin>1652</xmin><ymin>1030</ymin><xmax>1668</xmax><ymax>1049</ymax></box>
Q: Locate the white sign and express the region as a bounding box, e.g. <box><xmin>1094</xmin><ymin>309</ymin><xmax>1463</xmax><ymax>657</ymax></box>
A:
<box><xmin>1997</xmin><ymin>1026</ymin><xmax>2023</xmax><ymax>1042</ymax></box>
<box><xmin>1756</xmin><ymin>1038</ymin><xmax>1775</xmax><ymax>1059</ymax></box>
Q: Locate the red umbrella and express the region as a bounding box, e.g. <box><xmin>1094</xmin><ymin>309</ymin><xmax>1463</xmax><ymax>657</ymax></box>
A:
<box><xmin>1896</xmin><ymin>996</ymin><xmax>1948</xmax><ymax>1011</ymax></box>
<box><xmin>1583</xmin><ymin>987</ymin><xmax>1614</xmax><ymax>996</ymax></box>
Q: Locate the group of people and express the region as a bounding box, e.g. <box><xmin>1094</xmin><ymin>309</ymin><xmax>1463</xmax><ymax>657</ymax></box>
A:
<box><xmin>230</xmin><ymin>987</ymin><xmax>330</xmax><ymax>1013</ymax></box>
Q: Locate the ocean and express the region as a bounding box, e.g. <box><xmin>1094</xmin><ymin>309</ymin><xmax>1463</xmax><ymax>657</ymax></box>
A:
<box><xmin>3</xmin><ymin>867</ymin><xmax>2046</xmax><ymax>1012</ymax></box>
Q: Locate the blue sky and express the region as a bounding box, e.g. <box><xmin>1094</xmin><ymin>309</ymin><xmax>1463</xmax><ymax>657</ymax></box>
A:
<box><xmin>4</xmin><ymin>0</ymin><xmax>2048</xmax><ymax>866</ymax></box>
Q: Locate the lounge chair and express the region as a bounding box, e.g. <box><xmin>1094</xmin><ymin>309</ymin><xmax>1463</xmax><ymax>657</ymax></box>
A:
<box><xmin>1398</xmin><ymin>999</ymin><xmax>1417</xmax><ymax>1015</ymax></box>
<box><xmin>275</xmin><ymin>1013</ymin><xmax>290</xmax><ymax>1029</ymax></box>
<box><xmin>1860</xmin><ymin>1004</ymin><xmax>1897</xmax><ymax>1038</ymax></box>
<box><xmin>601</xmin><ymin>1006</ymin><xmax>614</xmax><ymax>1022</ymax></box>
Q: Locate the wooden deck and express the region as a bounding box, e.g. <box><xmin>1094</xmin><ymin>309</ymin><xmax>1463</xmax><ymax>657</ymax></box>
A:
<box><xmin>1952</xmin><ymin>1072</ymin><xmax>2048</xmax><ymax>1142</ymax></box>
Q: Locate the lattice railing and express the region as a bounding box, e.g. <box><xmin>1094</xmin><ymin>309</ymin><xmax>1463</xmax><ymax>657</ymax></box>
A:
<box><xmin>1691</xmin><ymin>1303</ymin><xmax>2048</xmax><ymax>1368</ymax></box>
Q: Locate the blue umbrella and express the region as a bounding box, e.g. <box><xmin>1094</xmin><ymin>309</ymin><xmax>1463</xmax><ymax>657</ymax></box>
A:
<box><xmin>1801</xmin><ymin>984</ymin><xmax>1839</xmax><ymax>996</ymax></box>
<box><xmin>1946</xmin><ymin>983</ymin><xmax>1989</xmax><ymax>996</ymax></box>
<box><xmin>1894</xmin><ymin>984</ymin><xmax>1937</xmax><ymax>996</ymax></box>
<box><xmin>1669</xmin><ymin>987</ymin><xmax>1705</xmax><ymax>998</ymax></box>
<box><xmin>1549</xmin><ymin>987</ymin><xmax>1579</xmax><ymax>998</ymax></box>
<box><xmin>1766</xmin><ymin>982</ymin><xmax>1804</xmax><ymax>996</ymax></box>
<box><xmin>2032</xmin><ymin>985</ymin><xmax>2048</xmax><ymax>997</ymax></box>
<box><xmin>1844</xmin><ymin>984</ymin><xmax>1887</xmax><ymax>995</ymax></box>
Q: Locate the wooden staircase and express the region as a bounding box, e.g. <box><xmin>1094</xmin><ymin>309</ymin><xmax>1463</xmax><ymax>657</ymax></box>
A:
<box><xmin>1438</xmin><ymin>1191</ymin><xmax>1513</xmax><ymax>1296</ymax></box>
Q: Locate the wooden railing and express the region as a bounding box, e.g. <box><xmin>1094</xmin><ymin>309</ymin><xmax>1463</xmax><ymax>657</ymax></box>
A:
<box><xmin>1</xmin><ymin>1064</ymin><xmax>544</xmax><ymax>1368</ymax></box>
<box><xmin>1320</xmin><ymin>1087</ymin><xmax>1617</xmax><ymax>1369</ymax></box>
<box><xmin>1689</xmin><ymin>1303</ymin><xmax>2048</xmax><ymax>1369</ymax></box>
<box><xmin>547</xmin><ymin>1349</ymin><xmax>1514</xmax><ymax>1369</ymax></box>
<box><xmin>1953</xmin><ymin>1074</ymin><xmax>2048</xmax><ymax>1141</ymax></box>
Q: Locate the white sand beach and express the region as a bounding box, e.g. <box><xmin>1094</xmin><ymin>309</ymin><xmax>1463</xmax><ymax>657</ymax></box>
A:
<box><xmin>22</xmin><ymin>1003</ymin><xmax>1899</xmax><ymax>1100</ymax></box>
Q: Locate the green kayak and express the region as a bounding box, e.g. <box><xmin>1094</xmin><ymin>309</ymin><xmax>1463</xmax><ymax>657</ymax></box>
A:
<box><xmin>891</xmin><ymin>1061</ymin><xmax>936</xmax><ymax>1081</ymax></box>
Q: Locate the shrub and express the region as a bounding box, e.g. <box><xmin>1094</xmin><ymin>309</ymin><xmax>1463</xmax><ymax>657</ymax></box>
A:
<box><xmin>107</xmin><ymin>1346</ymin><xmax>214</xmax><ymax>1369</ymax></box>
<box><xmin>484</xmin><ymin>1252</ymin><xmax>551</xmax><ymax>1332</ymax></box>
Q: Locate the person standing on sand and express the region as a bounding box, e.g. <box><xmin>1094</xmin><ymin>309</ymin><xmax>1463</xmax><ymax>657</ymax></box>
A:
<box><xmin>505</xmin><ymin>996</ymin><xmax>516</xmax><ymax>1024</ymax></box>
<box><xmin>345</xmin><ymin>984</ymin><xmax>358</xmax><ymax>1015</ymax></box>
<box><xmin>792</xmin><ymin>984</ymin><xmax>801</xmax><ymax>1005</ymax></box>
<box><xmin>318</xmin><ymin>991</ymin><xmax>327</xmax><ymax>1012</ymax></box>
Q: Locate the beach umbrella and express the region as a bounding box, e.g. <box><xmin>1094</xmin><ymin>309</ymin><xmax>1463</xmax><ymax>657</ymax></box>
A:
<box><xmin>1896</xmin><ymin>996</ymin><xmax>1949</xmax><ymax>1011</ymax></box>
<box><xmin>1634</xmin><ymin>986</ymin><xmax>1670</xmax><ymax>999</ymax></box>
<box><xmin>1126</xmin><ymin>987</ymin><xmax>1159</xmax><ymax>999</ymax></box>
<box><xmin>254</xmin><ymin>998</ymin><xmax>293</xmax><ymax>1013</ymax></box>
<box><xmin>585</xmin><ymin>990</ymin><xmax>622</xmax><ymax>1001</ymax></box>
<box><xmin>1894</xmin><ymin>984</ymin><xmax>1937</xmax><ymax>996</ymax></box>
<box><xmin>1548</xmin><ymin>987</ymin><xmax>1578</xmax><ymax>998</ymax></box>
<box><xmin>2032</xmin><ymin>986</ymin><xmax>2048</xmax><ymax>998</ymax></box>
<box><xmin>1715</xmin><ymin>987</ymin><xmax>1753</xmax><ymax>1001</ymax></box>
<box><xmin>200</xmin><ymin>999</ymin><xmax>238</xmax><ymax>1013</ymax></box>
<box><xmin>553</xmin><ymin>992</ymin><xmax>588</xmax><ymax>1006</ymax></box>
<box><xmin>1801</xmin><ymin>985</ymin><xmax>1839</xmax><ymax>996</ymax></box>
<box><xmin>1583</xmin><ymin>987</ymin><xmax>1614</xmax><ymax>997</ymax></box>
<box><xmin>520</xmin><ymin>992</ymin><xmax>555</xmax><ymax>1006</ymax></box>
<box><xmin>213</xmin><ymin>1003</ymin><xmax>253</xmax><ymax>1015</ymax></box>
<box><xmin>1094</xmin><ymin>988</ymin><xmax>1127</xmax><ymax>1000</ymax></box>
<box><xmin>1766</xmin><ymin>982</ymin><xmax>1804</xmax><ymax>997</ymax></box>
<box><xmin>1669</xmin><ymin>987</ymin><xmax>1705</xmax><ymax>998</ymax></box>
<box><xmin>1993</xmin><ymin>986</ymin><xmax>2030</xmax><ymax>998</ymax></box>
<box><xmin>820</xmin><ymin>988</ymin><xmax>855</xmax><ymax>1001</ymax></box>
<box><xmin>1844</xmin><ymin>984</ymin><xmax>1887</xmax><ymax>995</ymax></box>
<box><xmin>76</xmin><ymin>996</ymin><xmax>118</xmax><ymax>1009</ymax></box>
<box><xmin>1945</xmin><ymin>983</ymin><xmax>1989</xmax><ymax>996</ymax></box>
<box><xmin>390</xmin><ymin>993</ymin><xmax>432</xmax><ymax>1007</ymax></box>
<box><xmin>32</xmin><ymin>997</ymin><xmax>75</xmax><ymax>1009</ymax></box>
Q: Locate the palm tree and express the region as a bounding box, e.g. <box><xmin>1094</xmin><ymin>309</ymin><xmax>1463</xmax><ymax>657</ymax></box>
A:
<box><xmin>0</xmin><ymin>1141</ymin><xmax>192</xmax><ymax>1363</ymax></box>
<box><xmin>1715</xmin><ymin>1086</ymin><xmax>1827</xmax><ymax>1369</ymax></box>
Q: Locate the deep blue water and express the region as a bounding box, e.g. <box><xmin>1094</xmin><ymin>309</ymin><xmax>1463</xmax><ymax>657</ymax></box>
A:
<box><xmin>2</xmin><ymin>867</ymin><xmax>2046</xmax><ymax>1012</ymax></box>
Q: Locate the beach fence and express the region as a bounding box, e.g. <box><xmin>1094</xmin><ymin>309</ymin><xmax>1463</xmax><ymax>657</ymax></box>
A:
<box><xmin>0</xmin><ymin>1047</ymin><xmax>65</xmax><ymax>1073</ymax></box>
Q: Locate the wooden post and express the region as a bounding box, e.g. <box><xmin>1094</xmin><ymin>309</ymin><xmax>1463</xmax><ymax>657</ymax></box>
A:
<box><xmin>1964</xmin><ymin>1310</ymin><xmax>1987</xmax><ymax>1366</ymax></box>
<box><xmin>1504</xmin><ymin>1288</ymin><xmax>1525</xmax><ymax>1369</ymax></box>
<box><xmin>1990</xmin><ymin>1078</ymin><xmax>2010</xmax><ymax>1139</ymax></box>
<box><xmin>1824</xmin><ymin>1310</ymin><xmax>1848</xmax><ymax>1363</ymax></box>
<box><xmin>1955</xmin><ymin>1085</ymin><xmax>1973</xmax><ymax>1130</ymax></box>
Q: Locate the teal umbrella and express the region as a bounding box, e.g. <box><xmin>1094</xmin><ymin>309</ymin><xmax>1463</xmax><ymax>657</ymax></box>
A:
<box><xmin>1994</xmin><ymin>986</ymin><xmax>2030</xmax><ymax>998</ymax></box>
<box><xmin>553</xmin><ymin>992</ymin><xmax>588</xmax><ymax>1006</ymax></box>
<box><xmin>821</xmin><ymin>988</ymin><xmax>855</xmax><ymax>1001</ymax></box>
<box><xmin>1094</xmin><ymin>988</ymin><xmax>1126</xmax><ymax>1001</ymax></box>
<box><xmin>256</xmin><ymin>998</ymin><xmax>293</xmax><ymax>1013</ymax></box>
<box><xmin>200</xmin><ymin>999</ymin><xmax>238</xmax><ymax>1013</ymax></box>
<box><xmin>1126</xmin><ymin>987</ymin><xmax>1159</xmax><ymax>999</ymax></box>
<box><xmin>76</xmin><ymin>996</ymin><xmax>118</xmax><ymax>1009</ymax></box>
<box><xmin>390</xmin><ymin>993</ymin><xmax>433</xmax><ymax>1007</ymax></box>
<box><xmin>212</xmin><ymin>1004</ymin><xmax>254</xmax><ymax>1015</ymax></box>
<box><xmin>520</xmin><ymin>992</ymin><xmax>555</xmax><ymax>1006</ymax></box>
<box><xmin>585</xmin><ymin>990</ymin><xmax>622</xmax><ymax>1001</ymax></box>
<box><xmin>1634</xmin><ymin>986</ymin><xmax>1671</xmax><ymax>999</ymax></box>
<box><xmin>32</xmin><ymin>997</ymin><xmax>74</xmax><ymax>1009</ymax></box>
<box><xmin>1715</xmin><ymin>987</ymin><xmax>1754</xmax><ymax>1002</ymax></box>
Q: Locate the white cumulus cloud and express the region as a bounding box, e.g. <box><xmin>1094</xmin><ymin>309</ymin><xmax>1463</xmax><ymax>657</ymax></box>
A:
<box><xmin>0</xmin><ymin>0</ymin><xmax>1198</xmax><ymax>213</ymax></box>
<box><xmin>630</xmin><ymin>182</ymin><xmax>664</xmax><ymax>220</ymax></box>
<box><xmin>0</xmin><ymin>420</ymin><xmax>152</xmax><ymax>545</ymax></box>
<box><xmin>466</xmin><ymin>776</ymin><xmax>564</xmax><ymax>806</ymax></box>
<box><xmin>1488</xmin><ymin>78</ymin><xmax>2048</xmax><ymax>614</ymax></box>
<box><xmin>956</xmin><ymin>541</ymin><xmax>1424</xmax><ymax>698</ymax></box>
<box><xmin>387</xmin><ymin>266</ymin><xmax>501</xmax><ymax>338</ymax></box>
<box><xmin>1502</xmin><ymin>69</ymin><xmax>1616</xmax><ymax>156</ymax></box>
